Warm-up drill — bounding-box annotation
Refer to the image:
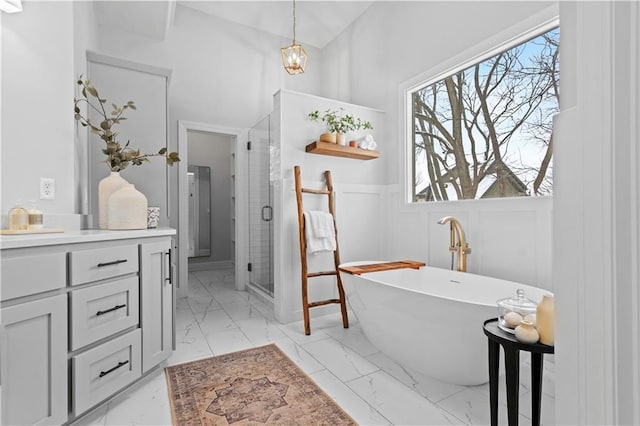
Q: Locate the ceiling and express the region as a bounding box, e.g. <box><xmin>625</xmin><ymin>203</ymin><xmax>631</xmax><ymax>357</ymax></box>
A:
<box><xmin>95</xmin><ymin>1</ymin><xmax>375</xmax><ymax>48</ymax></box>
<box><xmin>95</xmin><ymin>1</ymin><xmax>177</xmax><ymax>41</ymax></box>
<box><xmin>179</xmin><ymin>1</ymin><xmax>375</xmax><ymax>48</ymax></box>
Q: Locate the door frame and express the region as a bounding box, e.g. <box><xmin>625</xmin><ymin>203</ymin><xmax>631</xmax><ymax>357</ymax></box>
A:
<box><xmin>177</xmin><ymin>120</ymin><xmax>247</xmax><ymax>297</ymax></box>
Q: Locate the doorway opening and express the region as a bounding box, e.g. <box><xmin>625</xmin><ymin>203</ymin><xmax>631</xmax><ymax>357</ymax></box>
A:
<box><xmin>177</xmin><ymin>121</ymin><xmax>246</xmax><ymax>298</ymax></box>
<box><xmin>186</xmin><ymin>131</ymin><xmax>233</xmax><ymax>271</ymax></box>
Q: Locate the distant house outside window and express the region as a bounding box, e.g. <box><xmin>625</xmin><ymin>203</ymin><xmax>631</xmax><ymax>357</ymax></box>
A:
<box><xmin>410</xmin><ymin>27</ymin><xmax>559</xmax><ymax>202</ymax></box>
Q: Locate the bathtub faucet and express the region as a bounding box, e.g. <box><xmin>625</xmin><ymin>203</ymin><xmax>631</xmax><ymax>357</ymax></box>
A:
<box><xmin>437</xmin><ymin>216</ymin><xmax>471</xmax><ymax>272</ymax></box>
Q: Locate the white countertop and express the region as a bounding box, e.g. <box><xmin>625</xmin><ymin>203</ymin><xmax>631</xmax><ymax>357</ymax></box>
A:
<box><xmin>0</xmin><ymin>227</ymin><xmax>176</xmax><ymax>249</ymax></box>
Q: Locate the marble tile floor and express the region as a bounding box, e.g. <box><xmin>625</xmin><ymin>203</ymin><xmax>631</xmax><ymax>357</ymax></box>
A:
<box><xmin>73</xmin><ymin>267</ymin><xmax>556</xmax><ymax>425</ymax></box>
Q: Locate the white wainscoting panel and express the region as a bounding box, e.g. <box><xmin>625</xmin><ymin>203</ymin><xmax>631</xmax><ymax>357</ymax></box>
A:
<box><xmin>384</xmin><ymin>191</ymin><xmax>429</xmax><ymax>263</ymax></box>
<box><xmin>476</xmin><ymin>210</ymin><xmax>538</xmax><ymax>286</ymax></box>
<box><xmin>336</xmin><ymin>190</ymin><xmax>382</xmax><ymax>263</ymax></box>
<box><xmin>386</xmin><ymin>188</ymin><xmax>552</xmax><ymax>291</ymax></box>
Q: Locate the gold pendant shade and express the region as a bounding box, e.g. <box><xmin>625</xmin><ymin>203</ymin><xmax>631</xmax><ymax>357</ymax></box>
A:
<box><xmin>281</xmin><ymin>0</ymin><xmax>306</xmax><ymax>75</ymax></box>
<box><xmin>281</xmin><ymin>44</ymin><xmax>307</xmax><ymax>75</ymax></box>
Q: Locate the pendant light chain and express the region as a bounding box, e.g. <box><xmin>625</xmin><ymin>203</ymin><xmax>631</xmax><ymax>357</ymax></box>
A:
<box><xmin>292</xmin><ymin>0</ymin><xmax>296</xmax><ymax>45</ymax></box>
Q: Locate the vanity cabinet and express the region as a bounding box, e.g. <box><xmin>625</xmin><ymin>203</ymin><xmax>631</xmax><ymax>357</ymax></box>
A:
<box><xmin>140</xmin><ymin>240</ymin><xmax>173</xmax><ymax>372</ymax></box>
<box><xmin>0</xmin><ymin>295</ymin><xmax>68</xmax><ymax>425</ymax></box>
<box><xmin>72</xmin><ymin>329</ymin><xmax>142</xmax><ymax>415</ymax></box>
<box><xmin>0</xmin><ymin>228</ymin><xmax>175</xmax><ymax>425</ymax></box>
<box><xmin>69</xmin><ymin>276</ymin><xmax>139</xmax><ymax>351</ymax></box>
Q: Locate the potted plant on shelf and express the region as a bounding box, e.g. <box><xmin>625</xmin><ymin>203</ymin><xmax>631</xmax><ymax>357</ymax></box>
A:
<box><xmin>308</xmin><ymin>108</ymin><xmax>373</xmax><ymax>145</ymax></box>
<box><xmin>74</xmin><ymin>76</ymin><xmax>180</xmax><ymax>230</ymax></box>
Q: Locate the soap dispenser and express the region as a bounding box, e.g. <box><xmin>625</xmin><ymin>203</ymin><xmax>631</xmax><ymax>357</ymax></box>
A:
<box><xmin>8</xmin><ymin>200</ymin><xmax>29</xmax><ymax>230</ymax></box>
<box><xmin>27</xmin><ymin>200</ymin><xmax>44</xmax><ymax>230</ymax></box>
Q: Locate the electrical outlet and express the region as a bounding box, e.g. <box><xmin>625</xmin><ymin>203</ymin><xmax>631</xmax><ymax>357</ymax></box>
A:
<box><xmin>40</xmin><ymin>178</ymin><xmax>55</xmax><ymax>200</ymax></box>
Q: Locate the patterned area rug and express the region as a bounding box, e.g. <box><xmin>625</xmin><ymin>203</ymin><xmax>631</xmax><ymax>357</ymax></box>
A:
<box><xmin>165</xmin><ymin>344</ymin><xmax>357</xmax><ymax>425</ymax></box>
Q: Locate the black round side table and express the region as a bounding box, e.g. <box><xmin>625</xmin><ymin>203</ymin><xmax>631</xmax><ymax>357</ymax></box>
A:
<box><xmin>483</xmin><ymin>318</ymin><xmax>554</xmax><ymax>426</ymax></box>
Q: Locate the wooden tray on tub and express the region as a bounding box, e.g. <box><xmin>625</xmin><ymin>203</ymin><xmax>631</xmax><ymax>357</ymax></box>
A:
<box><xmin>339</xmin><ymin>260</ymin><xmax>425</xmax><ymax>275</ymax></box>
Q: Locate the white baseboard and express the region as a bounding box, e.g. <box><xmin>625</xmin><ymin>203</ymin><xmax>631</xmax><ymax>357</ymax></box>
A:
<box><xmin>188</xmin><ymin>260</ymin><xmax>233</xmax><ymax>272</ymax></box>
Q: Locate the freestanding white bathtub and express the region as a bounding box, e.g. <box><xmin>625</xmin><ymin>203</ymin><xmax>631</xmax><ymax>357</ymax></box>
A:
<box><xmin>339</xmin><ymin>262</ymin><xmax>550</xmax><ymax>386</ymax></box>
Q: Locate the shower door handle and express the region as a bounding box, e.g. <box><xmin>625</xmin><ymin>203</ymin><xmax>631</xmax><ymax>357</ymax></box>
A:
<box><xmin>261</xmin><ymin>205</ymin><xmax>273</xmax><ymax>222</ymax></box>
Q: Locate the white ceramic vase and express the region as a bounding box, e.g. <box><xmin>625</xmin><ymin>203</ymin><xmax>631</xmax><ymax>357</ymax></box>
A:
<box><xmin>98</xmin><ymin>172</ymin><xmax>129</xmax><ymax>229</ymax></box>
<box><xmin>107</xmin><ymin>184</ymin><xmax>148</xmax><ymax>230</ymax></box>
<box><xmin>336</xmin><ymin>133</ymin><xmax>346</xmax><ymax>145</ymax></box>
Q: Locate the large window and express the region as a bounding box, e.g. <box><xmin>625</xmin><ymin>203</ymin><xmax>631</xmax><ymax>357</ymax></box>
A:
<box><xmin>410</xmin><ymin>28</ymin><xmax>559</xmax><ymax>202</ymax></box>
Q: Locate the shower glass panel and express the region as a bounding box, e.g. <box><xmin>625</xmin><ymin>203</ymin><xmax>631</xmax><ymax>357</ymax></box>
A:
<box><xmin>248</xmin><ymin>115</ymin><xmax>274</xmax><ymax>297</ymax></box>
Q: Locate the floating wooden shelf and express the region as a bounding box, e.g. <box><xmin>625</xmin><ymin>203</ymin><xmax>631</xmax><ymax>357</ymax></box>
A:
<box><xmin>305</xmin><ymin>141</ymin><xmax>379</xmax><ymax>160</ymax></box>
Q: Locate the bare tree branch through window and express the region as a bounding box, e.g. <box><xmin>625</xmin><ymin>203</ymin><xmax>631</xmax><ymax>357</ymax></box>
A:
<box><xmin>411</xmin><ymin>28</ymin><xmax>559</xmax><ymax>202</ymax></box>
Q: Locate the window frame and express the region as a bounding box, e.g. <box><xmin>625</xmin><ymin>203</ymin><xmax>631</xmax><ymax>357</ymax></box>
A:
<box><xmin>401</xmin><ymin>15</ymin><xmax>560</xmax><ymax>205</ymax></box>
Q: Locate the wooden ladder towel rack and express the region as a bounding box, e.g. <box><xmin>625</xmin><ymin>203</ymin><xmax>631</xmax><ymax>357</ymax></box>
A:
<box><xmin>294</xmin><ymin>165</ymin><xmax>349</xmax><ymax>335</ymax></box>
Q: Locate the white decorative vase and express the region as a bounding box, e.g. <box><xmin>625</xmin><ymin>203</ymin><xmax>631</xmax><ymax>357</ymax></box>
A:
<box><xmin>98</xmin><ymin>172</ymin><xmax>129</xmax><ymax>229</ymax></box>
<box><xmin>107</xmin><ymin>184</ymin><xmax>148</xmax><ymax>230</ymax></box>
<box><xmin>336</xmin><ymin>133</ymin><xmax>346</xmax><ymax>145</ymax></box>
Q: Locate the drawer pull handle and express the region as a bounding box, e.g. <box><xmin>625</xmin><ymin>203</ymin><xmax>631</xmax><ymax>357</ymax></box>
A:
<box><xmin>165</xmin><ymin>251</ymin><xmax>172</xmax><ymax>285</ymax></box>
<box><xmin>99</xmin><ymin>360</ymin><xmax>129</xmax><ymax>378</ymax></box>
<box><xmin>96</xmin><ymin>304</ymin><xmax>126</xmax><ymax>316</ymax></box>
<box><xmin>97</xmin><ymin>259</ymin><xmax>128</xmax><ymax>268</ymax></box>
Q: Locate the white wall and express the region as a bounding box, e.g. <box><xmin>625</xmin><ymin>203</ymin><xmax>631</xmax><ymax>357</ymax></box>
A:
<box><xmin>319</xmin><ymin>1</ymin><xmax>557</xmax><ymax>290</ymax></box>
<box><xmin>1</xmin><ymin>2</ymin><xmax>325</xmax><ymax>225</ymax></box>
<box><xmin>385</xmin><ymin>194</ymin><xmax>553</xmax><ymax>289</ymax></box>
<box><xmin>1</xmin><ymin>2</ymin><xmax>75</xmax><ymax>216</ymax></box>
<box><xmin>553</xmin><ymin>2</ymin><xmax>640</xmax><ymax>424</ymax></box>
<box><xmin>273</xmin><ymin>90</ymin><xmax>386</xmax><ymax>324</ymax></box>
<box><xmin>96</xmin><ymin>4</ymin><xmax>324</xmax><ymax>143</ymax></box>
<box><xmin>73</xmin><ymin>1</ymin><xmax>99</xmax><ymax>216</ymax></box>
<box><xmin>322</xmin><ymin>1</ymin><xmax>556</xmax><ymax>185</ymax></box>
<box><xmin>187</xmin><ymin>130</ymin><xmax>233</xmax><ymax>264</ymax></box>
<box><xmin>94</xmin><ymin>4</ymin><xmax>325</xmax><ymax>285</ymax></box>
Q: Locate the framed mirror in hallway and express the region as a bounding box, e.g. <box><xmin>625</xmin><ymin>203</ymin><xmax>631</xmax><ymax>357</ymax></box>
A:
<box><xmin>187</xmin><ymin>165</ymin><xmax>211</xmax><ymax>258</ymax></box>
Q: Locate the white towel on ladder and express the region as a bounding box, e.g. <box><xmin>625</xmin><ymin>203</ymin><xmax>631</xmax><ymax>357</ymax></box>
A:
<box><xmin>303</xmin><ymin>210</ymin><xmax>336</xmax><ymax>253</ymax></box>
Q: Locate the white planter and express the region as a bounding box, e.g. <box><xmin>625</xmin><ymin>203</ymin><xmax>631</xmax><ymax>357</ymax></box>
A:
<box><xmin>107</xmin><ymin>184</ymin><xmax>148</xmax><ymax>230</ymax></box>
<box><xmin>98</xmin><ymin>172</ymin><xmax>129</xmax><ymax>229</ymax></box>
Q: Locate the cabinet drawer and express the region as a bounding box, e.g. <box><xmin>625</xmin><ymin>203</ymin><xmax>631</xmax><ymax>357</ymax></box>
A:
<box><xmin>72</xmin><ymin>329</ymin><xmax>141</xmax><ymax>416</ymax></box>
<box><xmin>69</xmin><ymin>244</ymin><xmax>138</xmax><ymax>286</ymax></box>
<box><xmin>70</xmin><ymin>276</ymin><xmax>139</xmax><ymax>350</ymax></box>
<box><xmin>1</xmin><ymin>252</ymin><xmax>66</xmax><ymax>301</ymax></box>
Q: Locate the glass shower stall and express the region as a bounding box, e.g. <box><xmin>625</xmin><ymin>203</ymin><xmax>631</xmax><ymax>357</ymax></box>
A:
<box><xmin>248</xmin><ymin>115</ymin><xmax>275</xmax><ymax>297</ymax></box>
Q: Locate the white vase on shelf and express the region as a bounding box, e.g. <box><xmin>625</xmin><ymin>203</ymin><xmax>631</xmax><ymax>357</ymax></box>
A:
<box><xmin>107</xmin><ymin>184</ymin><xmax>148</xmax><ymax>230</ymax></box>
<box><xmin>98</xmin><ymin>172</ymin><xmax>129</xmax><ymax>229</ymax></box>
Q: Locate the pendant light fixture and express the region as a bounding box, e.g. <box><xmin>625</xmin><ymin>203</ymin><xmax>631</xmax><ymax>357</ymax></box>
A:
<box><xmin>281</xmin><ymin>0</ymin><xmax>307</xmax><ymax>75</ymax></box>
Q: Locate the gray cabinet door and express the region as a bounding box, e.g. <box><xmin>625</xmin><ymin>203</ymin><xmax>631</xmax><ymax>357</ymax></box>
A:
<box><xmin>140</xmin><ymin>239</ymin><xmax>173</xmax><ymax>372</ymax></box>
<box><xmin>0</xmin><ymin>295</ymin><xmax>67</xmax><ymax>425</ymax></box>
